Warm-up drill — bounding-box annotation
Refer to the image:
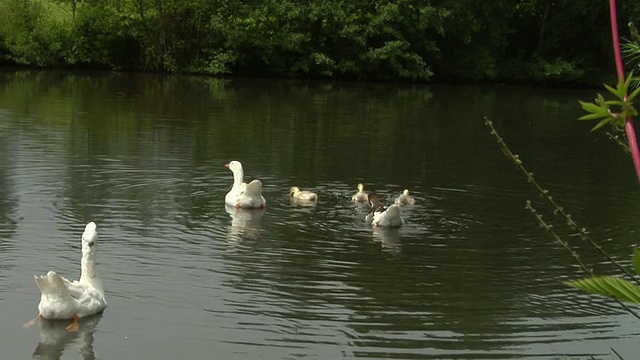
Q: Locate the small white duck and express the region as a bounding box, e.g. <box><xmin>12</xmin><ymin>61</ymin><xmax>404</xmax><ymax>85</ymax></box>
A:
<box><xmin>289</xmin><ymin>186</ymin><xmax>318</xmax><ymax>202</ymax></box>
<box><xmin>351</xmin><ymin>183</ymin><xmax>368</xmax><ymax>202</ymax></box>
<box><xmin>365</xmin><ymin>193</ymin><xmax>404</xmax><ymax>227</ymax></box>
<box><xmin>225</xmin><ymin>160</ymin><xmax>266</xmax><ymax>209</ymax></box>
<box><xmin>395</xmin><ymin>189</ymin><xmax>416</xmax><ymax>205</ymax></box>
<box><xmin>24</xmin><ymin>222</ymin><xmax>107</xmax><ymax>331</ymax></box>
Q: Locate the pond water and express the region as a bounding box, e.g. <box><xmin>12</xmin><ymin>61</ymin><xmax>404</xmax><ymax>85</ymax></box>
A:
<box><xmin>0</xmin><ymin>70</ymin><xmax>639</xmax><ymax>359</ymax></box>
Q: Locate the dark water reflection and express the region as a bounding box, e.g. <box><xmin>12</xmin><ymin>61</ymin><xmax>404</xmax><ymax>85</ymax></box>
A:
<box><xmin>0</xmin><ymin>70</ymin><xmax>639</xmax><ymax>359</ymax></box>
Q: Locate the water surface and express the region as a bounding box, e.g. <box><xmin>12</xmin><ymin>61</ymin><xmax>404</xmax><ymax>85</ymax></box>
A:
<box><xmin>0</xmin><ymin>70</ymin><xmax>639</xmax><ymax>359</ymax></box>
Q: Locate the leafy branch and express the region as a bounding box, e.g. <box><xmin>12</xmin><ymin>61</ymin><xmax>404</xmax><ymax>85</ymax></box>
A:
<box><xmin>561</xmin><ymin>0</ymin><xmax>640</xmax><ymax>310</ymax></box>
<box><xmin>485</xmin><ymin>2</ymin><xmax>640</xmax><ymax>357</ymax></box>
<box><xmin>565</xmin><ymin>248</ymin><xmax>640</xmax><ymax>306</ymax></box>
<box><xmin>587</xmin><ymin>0</ymin><xmax>640</xmax><ymax>186</ymax></box>
<box><xmin>578</xmin><ymin>73</ymin><xmax>640</xmax><ymax>133</ymax></box>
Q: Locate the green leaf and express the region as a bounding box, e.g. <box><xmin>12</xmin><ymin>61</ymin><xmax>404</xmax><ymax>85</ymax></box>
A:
<box><xmin>578</xmin><ymin>100</ymin><xmax>607</xmax><ymax>116</ymax></box>
<box><xmin>597</xmin><ymin>93</ymin><xmax>608</xmax><ymax>107</ymax></box>
<box><xmin>604</xmin><ymin>83</ymin><xmax>618</xmax><ymax>97</ymax></box>
<box><xmin>628</xmin><ymin>85</ymin><xmax>640</xmax><ymax>102</ymax></box>
<box><xmin>624</xmin><ymin>73</ymin><xmax>636</xmax><ymax>93</ymax></box>
<box><xmin>565</xmin><ymin>276</ymin><xmax>640</xmax><ymax>304</ymax></box>
<box><xmin>591</xmin><ymin>118</ymin><xmax>611</xmax><ymax>131</ymax></box>
<box><xmin>604</xmin><ymin>100</ymin><xmax>624</xmax><ymax>106</ymax></box>
<box><xmin>578</xmin><ymin>113</ymin><xmax>607</xmax><ymax>121</ymax></box>
<box><xmin>634</xmin><ymin>247</ymin><xmax>640</xmax><ymax>275</ymax></box>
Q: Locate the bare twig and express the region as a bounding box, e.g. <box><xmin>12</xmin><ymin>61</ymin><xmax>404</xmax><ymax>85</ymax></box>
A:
<box><xmin>485</xmin><ymin>117</ymin><xmax>638</xmax><ymax>284</ymax></box>
<box><xmin>526</xmin><ymin>201</ymin><xmax>640</xmax><ymax>320</ymax></box>
<box><xmin>606</xmin><ymin>132</ymin><xmax>631</xmax><ymax>152</ymax></box>
<box><xmin>611</xmin><ymin>347</ymin><xmax>625</xmax><ymax>359</ymax></box>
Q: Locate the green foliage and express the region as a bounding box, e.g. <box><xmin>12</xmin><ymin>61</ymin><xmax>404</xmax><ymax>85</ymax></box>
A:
<box><xmin>0</xmin><ymin>0</ymin><xmax>71</xmax><ymax>66</ymax></box>
<box><xmin>623</xmin><ymin>22</ymin><xmax>640</xmax><ymax>71</ymax></box>
<box><xmin>623</xmin><ymin>40</ymin><xmax>640</xmax><ymax>69</ymax></box>
<box><xmin>578</xmin><ymin>74</ymin><xmax>640</xmax><ymax>131</ymax></box>
<box><xmin>204</xmin><ymin>0</ymin><xmax>436</xmax><ymax>80</ymax></box>
<box><xmin>565</xmin><ymin>276</ymin><xmax>640</xmax><ymax>304</ymax></box>
<box><xmin>430</xmin><ymin>0</ymin><xmax>513</xmax><ymax>81</ymax></box>
<box><xmin>500</xmin><ymin>57</ymin><xmax>586</xmax><ymax>84</ymax></box>
<box><xmin>565</xmin><ymin>248</ymin><xmax>640</xmax><ymax>305</ymax></box>
<box><xmin>530</xmin><ymin>58</ymin><xmax>585</xmax><ymax>82</ymax></box>
<box><xmin>0</xmin><ymin>0</ymin><xmax>634</xmax><ymax>82</ymax></box>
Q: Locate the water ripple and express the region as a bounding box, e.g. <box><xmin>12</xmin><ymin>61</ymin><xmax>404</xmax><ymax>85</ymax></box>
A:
<box><xmin>1</xmin><ymin>75</ymin><xmax>640</xmax><ymax>360</ymax></box>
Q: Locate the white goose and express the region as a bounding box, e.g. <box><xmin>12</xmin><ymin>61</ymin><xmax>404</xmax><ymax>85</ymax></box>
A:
<box><xmin>24</xmin><ymin>222</ymin><xmax>107</xmax><ymax>331</ymax></box>
<box><xmin>225</xmin><ymin>160</ymin><xmax>266</xmax><ymax>209</ymax></box>
<box><xmin>289</xmin><ymin>186</ymin><xmax>318</xmax><ymax>202</ymax></box>
<box><xmin>351</xmin><ymin>183</ymin><xmax>368</xmax><ymax>202</ymax></box>
<box><xmin>365</xmin><ymin>193</ymin><xmax>404</xmax><ymax>227</ymax></box>
<box><xmin>395</xmin><ymin>189</ymin><xmax>416</xmax><ymax>205</ymax></box>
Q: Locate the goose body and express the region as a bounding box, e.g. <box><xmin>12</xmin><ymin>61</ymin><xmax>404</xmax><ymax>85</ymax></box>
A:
<box><xmin>289</xmin><ymin>187</ymin><xmax>318</xmax><ymax>202</ymax></box>
<box><xmin>28</xmin><ymin>222</ymin><xmax>107</xmax><ymax>329</ymax></box>
<box><xmin>225</xmin><ymin>161</ymin><xmax>266</xmax><ymax>209</ymax></box>
<box><xmin>366</xmin><ymin>193</ymin><xmax>404</xmax><ymax>227</ymax></box>
<box><xmin>395</xmin><ymin>189</ymin><xmax>416</xmax><ymax>205</ymax></box>
<box><xmin>351</xmin><ymin>183</ymin><xmax>368</xmax><ymax>202</ymax></box>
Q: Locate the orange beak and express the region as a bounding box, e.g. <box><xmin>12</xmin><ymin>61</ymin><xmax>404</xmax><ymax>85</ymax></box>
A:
<box><xmin>224</xmin><ymin>163</ymin><xmax>230</xmax><ymax>168</ymax></box>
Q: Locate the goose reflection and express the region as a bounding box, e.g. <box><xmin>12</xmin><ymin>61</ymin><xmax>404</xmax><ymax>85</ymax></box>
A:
<box><xmin>290</xmin><ymin>197</ymin><xmax>318</xmax><ymax>207</ymax></box>
<box><xmin>372</xmin><ymin>227</ymin><xmax>402</xmax><ymax>253</ymax></box>
<box><xmin>32</xmin><ymin>313</ymin><xmax>102</xmax><ymax>360</ymax></box>
<box><xmin>225</xmin><ymin>205</ymin><xmax>265</xmax><ymax>243</ymax></box>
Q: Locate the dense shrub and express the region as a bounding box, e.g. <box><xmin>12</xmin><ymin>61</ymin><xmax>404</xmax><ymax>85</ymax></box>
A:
<box><xmin>0</xmin><ymin>0</ymin><xmax>638</xmax><ymax>84</ymax></box>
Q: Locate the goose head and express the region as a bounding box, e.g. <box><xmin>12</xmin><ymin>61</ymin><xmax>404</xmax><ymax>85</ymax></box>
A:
<box><xmin>225</xmin><ymin>160</ymin><xmax>246</xmax><ymax>187</ymax></box>
<box><xmin>81</xmin><ymin>222</ymin><xmax>98</xmax><ymax>255</ymax></box>
<box><xmin>357</xmin><ymin>183</ymin><xmax>365</xmax><ymax>192</ymax></box>
<box><xmin>225</xmin><ymin>161</ymin><xmax>243</xmax><ymax>174</ymax></box>
<box><xmin>403</xmin><ymin>189</ymin><xmax>410</xmax><ymax>196</ymax></box>
<box><xmin>289</xmin><ymin>187</ymin><xmax>301</xmax><ymax>196</ymax></box>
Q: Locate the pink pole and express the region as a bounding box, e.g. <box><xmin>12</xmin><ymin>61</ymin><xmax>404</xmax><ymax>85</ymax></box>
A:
<box><xmin>609</xmin><ymin>0</ymin><xmax>625</xmax><ymax>81</ymax></box>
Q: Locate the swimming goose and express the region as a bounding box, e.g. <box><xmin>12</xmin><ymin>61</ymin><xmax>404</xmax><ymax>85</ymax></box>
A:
<box><xmin>351</xmin><ymin>183</ymin><xmax>368</xmax><ymax>202</ymax></box>
<box><xmin>395</xmin><ymin>189</ymin><xmax>416</xmax><ymax>205</ymax></box>
<box><xmin>225</xmin><ymin>161</ymin><xmax>266</xmax><ymax>209</ymax></box>
<box><xmin>289</xmin><ymin>187</ymin><xmax>318</xmax><ymax>202</ymax></box>
<box><xmin>24</xmin><ymin>222</ymin><xmax>107</xmax><ymax>331</ymax></box>
<box><xmin>366</xmin><ymin>193</ymin><xmax>404</xmax><ymax>227</ymax></box>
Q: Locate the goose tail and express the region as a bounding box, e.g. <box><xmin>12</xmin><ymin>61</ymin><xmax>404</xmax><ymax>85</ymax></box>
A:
<box><xmin>35</xmin><ymin>271</ymin><xmax>70</xmax><ymax>298</ymax></box>
<box><xmin>244</xmin><ymin>180</ymin><xmax>263</xmax><ymax>195</ymax></box>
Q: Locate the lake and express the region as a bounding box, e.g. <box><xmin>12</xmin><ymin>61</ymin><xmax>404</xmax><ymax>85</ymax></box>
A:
<box><xmin>0</xmin><ymin>70</ymin><xmax>639</xmax><ymax>359</ymax></box>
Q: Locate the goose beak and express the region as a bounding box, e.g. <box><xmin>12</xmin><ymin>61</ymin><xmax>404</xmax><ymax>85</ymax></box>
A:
<box><xmin>224</xmin><ymin>163</ymin><xmax>230</xmax><ymax>169</ymax></box>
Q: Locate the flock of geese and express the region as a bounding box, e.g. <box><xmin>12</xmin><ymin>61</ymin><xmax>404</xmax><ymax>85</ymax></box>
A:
<box><xmin>225</xmin><ymin>160</ymin><xmax>415</xmax><ymax>227</ymax></box>
<box><xmin>23</xmin><ymin>160</ymin><xmax>416</xmax><ymax>331</ymax></box>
